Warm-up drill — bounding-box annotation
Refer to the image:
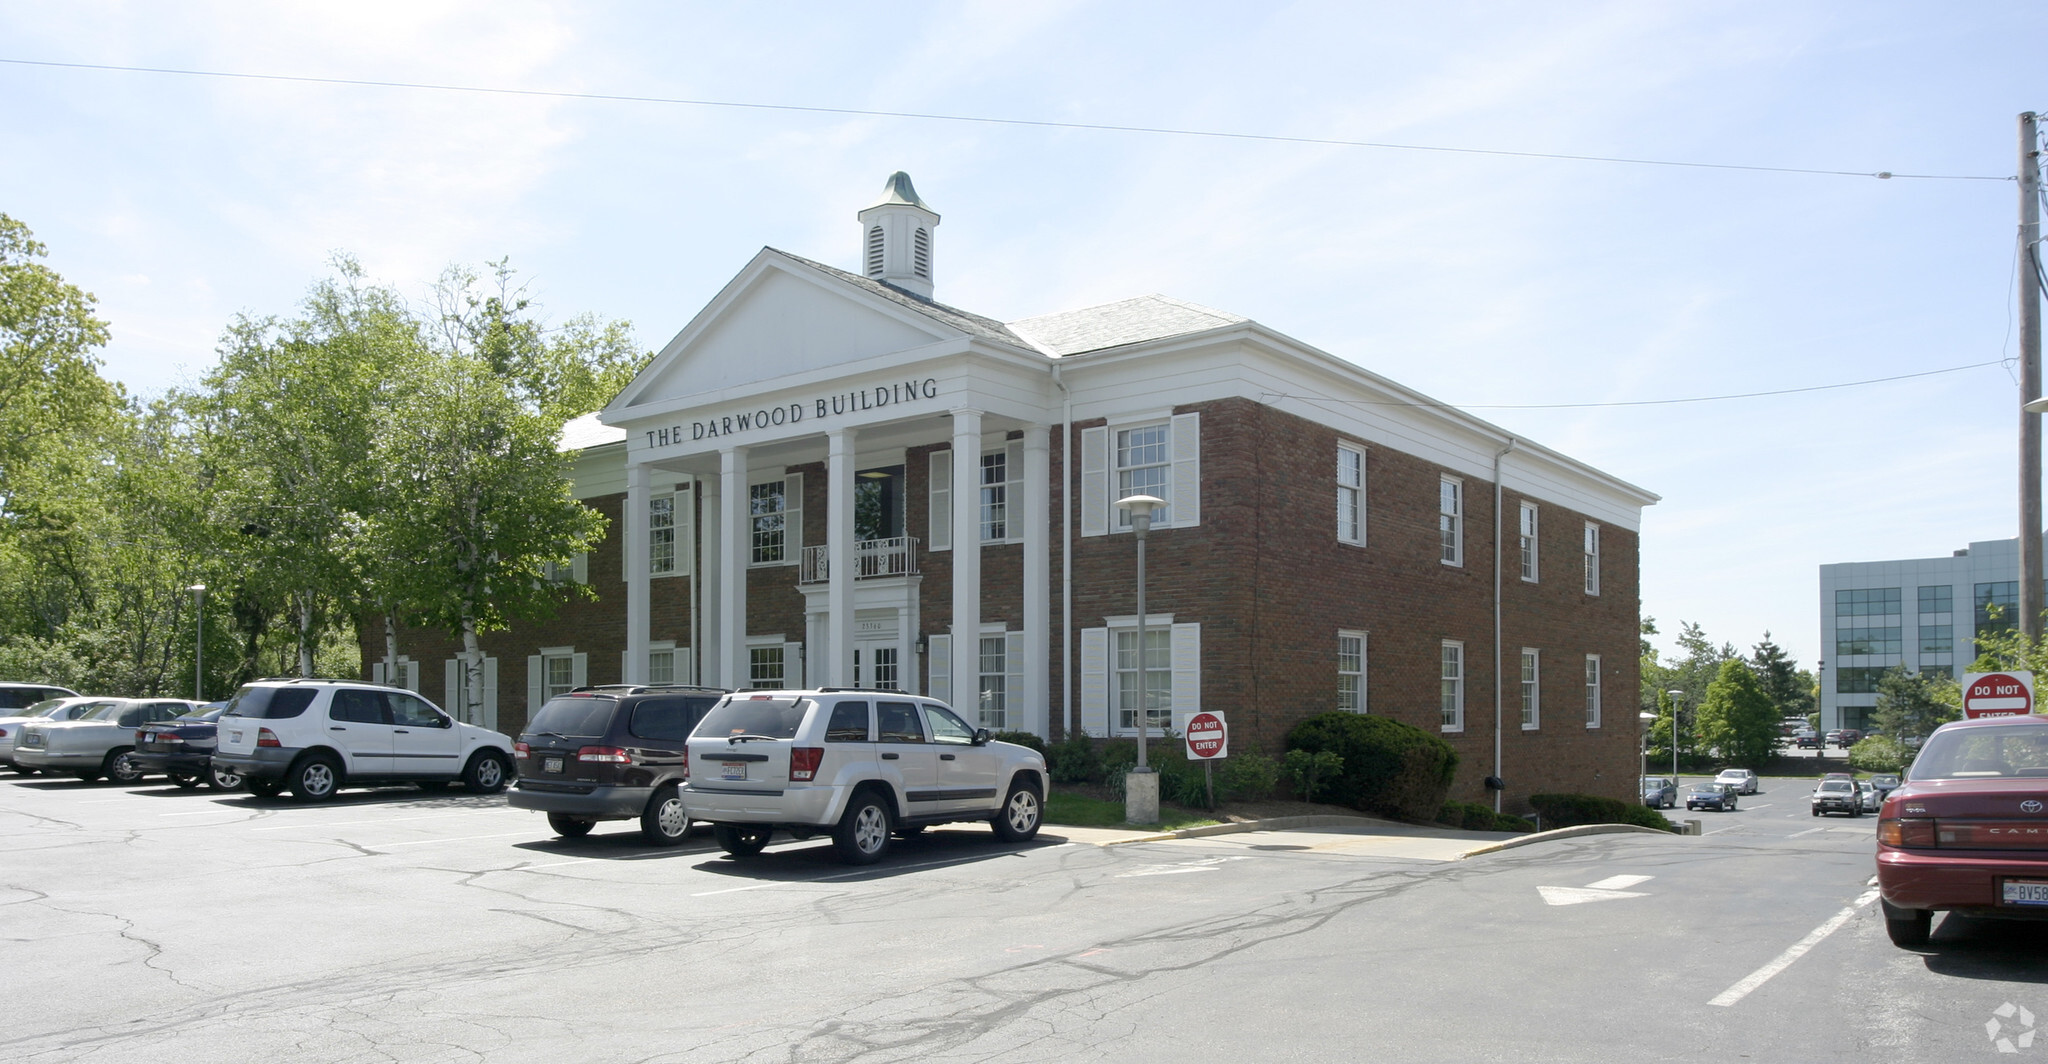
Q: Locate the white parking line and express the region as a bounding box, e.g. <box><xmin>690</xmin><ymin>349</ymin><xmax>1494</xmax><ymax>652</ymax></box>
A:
<box><xmin>1708</xmin><ymin>888</ymin><xmax>1880</xmax><ymax>1007</ymax></box>
<box><xmin>1787</xmin><ymin>827</ymin><xmax>1826</xmax><ymax>838</ymax></box>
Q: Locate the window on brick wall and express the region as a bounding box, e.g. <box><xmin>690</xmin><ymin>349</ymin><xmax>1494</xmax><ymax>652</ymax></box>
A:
<box><xmin>1441</xmin><ymin>640</ymin><xmax>1464</xmax><ymax>731</ymax></box>
<box><xmin>1585</xmin><ymin>654</ymin><xmax>1602</xmax><ymax>728</ymax></box>
<box><xmin>1440</xmin><ymin>477</ymin><xmax>1463</xmax><ymax>567</ymax></box>
<box><xmin>1583</xmin><ymin>522</ymin><xmax>1601</xmax><ymax>595</ymax></box>
<box><xmin>1337</xmin><ymin>443</ymin><xmax>1365</xmax><ymax>546</ymax></box>
<box><xmin>1519</xmin><ymin>501</ymin><xmax>1538</xmax><ymax>582</ymax></box>
<box><xmin>1338</xmin><ymin>630</ymin><xmax>1366</xmax><ymax>712</ymax></box>
<box><xmin>1520</xmin><ymin>648</ymin><xmax>1541</xmax><ymax>730</ymax></box>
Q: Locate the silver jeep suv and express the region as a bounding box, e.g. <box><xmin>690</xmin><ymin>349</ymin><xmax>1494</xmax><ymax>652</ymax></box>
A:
<box><xmin>681</xmin><ymin>689</ymin><xmax>1047</xmax><ymax>865</ymax></box>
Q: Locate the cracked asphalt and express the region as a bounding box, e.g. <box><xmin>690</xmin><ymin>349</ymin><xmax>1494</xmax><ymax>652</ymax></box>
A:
<box><xmin>2</xmin><ymin>774</ymin><xmax>2042</xmax><ymax>1063</ymax></box>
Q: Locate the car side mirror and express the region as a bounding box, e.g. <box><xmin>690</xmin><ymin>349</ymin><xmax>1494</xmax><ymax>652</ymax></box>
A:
<box><xmin>440</xmin><ymin>715</ymin><xmax>454</xmax><ymax>729</ymax></box>
<box><xmin>972</xmin><ymin>728</ymin><xmax>993</xmax><ymax>746</ymax></box>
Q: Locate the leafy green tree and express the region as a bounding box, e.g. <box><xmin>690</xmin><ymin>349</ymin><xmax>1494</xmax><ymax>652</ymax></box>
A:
<box><xmin>1748</xmin><ymin>631</ymin><xmax>1813</xmax><ymax>721</ymax></box>
<box><xmin>429</xmin><ymin>260</ymin><xmax>649</xmax><ymax>422</ymax></box>
<box><xmin>0</xmin><ymin>214</ymin><xmax>120</xmax><ymax>503</ymax></box>
<box><xmin>1643</xmin><ymin>689</ymin><xmax>1702</xmax><ymax>770</ymax></box>
<box><xmin>1871</xmin><ymin>667</ymin><xmax>1960</xmax><ymax>745</ymax></box>
<box><xmin>1695</xmin><ymin>658</ymin><xmax>1781</xmax><ymax>768</ymax></box>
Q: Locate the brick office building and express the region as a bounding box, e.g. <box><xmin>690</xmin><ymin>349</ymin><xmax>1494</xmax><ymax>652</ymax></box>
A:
<box><xmin>373</xmin><ymin>173</ymin><xmax>1658</xmax><ymax>809</ymax></box>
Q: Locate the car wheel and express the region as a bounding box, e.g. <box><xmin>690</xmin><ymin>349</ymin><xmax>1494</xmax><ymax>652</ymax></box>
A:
<box><xmin>1882</xmin><ymin>900</ymin><xmax>1932</xmax><ymax>948</ymax></box>
<box><xmin>463</xmin><ymin>751</ymin><xmax>510</xmax><ymax>795</ymax></box>
<box><xmin>990</xmin><ymin>779</ymin><xmax>1043</xmax><ymax>843</ymax></box>
<box><xmin>640</xmin><ymin>785</ymin><xmax>692</xmax><ymax>846</ymax></box>
<box><xmin>713</xmin><ymin>823</ymin><xmax>771</xmax><ymax>857</ymax></box>
<box><xmin>832</xmin><ymin>790</ymin><xmax>893</xmax><ymax>865</ymax></box>
<box><xmin>547</xmin><ymin>813</ymin><xmax>595</xmax><ymax>838</ymax></box>
<box><xmin>104</xmin><ymin>749</ymin><xmax>144</xmax><ymax>785</ymax></box>
<box><xmin>246</xmin><ymin>779</ymin><xmax>284</xmax><ymax>799</ymax></box>
<box><xmin>290</xmin><ymin>755</ymin><xmax>341</xmax><ymax>802</ymax></box>
<box><xmin>209</xmin><ymin>763</ymin><xmax>244</xmax><ymax>791</ymax></box>
<box><xmin>168</xmin><ymin>769</ymin><xmax>202</xmax><ymax>789</ymax></box>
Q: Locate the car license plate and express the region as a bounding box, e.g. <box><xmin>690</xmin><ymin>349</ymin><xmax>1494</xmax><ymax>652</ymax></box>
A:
<box><xmin>228</xmin><ymin>730</ymin><xmax>241</xmax><ymax>743</ymax></box>
<box><xmin>2002</xmin><ymin>879</ymin><xmax>2048</xmax><ymax>906</ymax></box>
<box><xmin>543</xmin><ymin>756</ymin><xmax>564</xmax><ymax>774</ymax></box>
<box><xmin>721</xmin><ymin>762</ymin><xmax>747</xmax><ymax>781</ymax></box>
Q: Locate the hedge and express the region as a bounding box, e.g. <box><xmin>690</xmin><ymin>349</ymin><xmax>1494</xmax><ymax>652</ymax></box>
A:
<box><xmin>1285</xmin><ymin>711</ymin><xmax>1458</xmax><ymax>821</ymax></box>
<box><xmin>1529</xmin><ymin>792</ymin><xmax>1678</xmax><ymax>833</ymax></box>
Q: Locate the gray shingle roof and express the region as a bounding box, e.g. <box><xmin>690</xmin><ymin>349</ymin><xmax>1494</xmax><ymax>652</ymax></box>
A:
<box><xmin>1006</xmin><ymin>294</ymin><xmax>1248</xmax><ymax>357</ymax></box>
<box><xmin>772</xmin><ymin>249</ymin><xmax>1027</xmax><ymax>349</ymax></box>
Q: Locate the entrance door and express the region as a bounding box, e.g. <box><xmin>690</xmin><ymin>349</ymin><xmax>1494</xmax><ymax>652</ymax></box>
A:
<box><xmin>854</xmin><ymin>640</ymin><xmax>901</xmax><ymax>691</ymax></box>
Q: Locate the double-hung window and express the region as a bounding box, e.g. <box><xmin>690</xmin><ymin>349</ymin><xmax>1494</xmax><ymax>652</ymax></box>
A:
<box><xmin>1337</xmin><ymin>444</ymin><xmax>1365</xmax><ymax>546</ymax></box>
<box><xmin>1519</xmin><ymin>502</ymin><xmax>1538</xmax><ymax>582</ymax></box>
<box><xmin>1583</xmin><ymin>523</ymin><xmax>1601</xmax><ymax>595</ymax></box>
<box><xmin>1440</xmin><ymin>641</ymin><xmax>1464</xmax><ymax>731</ymax></box>
<box><xmin>980</xmin><ymin>451</ymin><xmax>1009</xmax><ymax>541</ymax></box>
<box><xmin>1116</xmin><ymin>424</ymin><xmax>1172</xmax><ymax>527</ymax></box>
<box><xmin>1337</xmin><ymin>631</ymin><xmax>1366</xmax><ymax>712</ymax></box>
<box><xmin>978</xmin><ymin>635</ymin><xmax>1008</xmax><ymax>729</ymax></box>
<box><xmin>1439</xmin><ymin>477</ymin><xmax>1463</xmax><ymax>566</ymax></box>
<box><xmin>650</xmin><ymin>494</ymin><xmax>677</xmax><ymax>576</ymax></box>
<box><xmin>750</xmin><ymin>477</ymin><xmax>801</xmax><ymax>565</ymax></box>
<box><xmin>749</xmin><ymin>645</ymin><xmax>785</xmax><ymax>688</ymax></box>
<box><xmin>1585</xmin><ymin>654</ymin><xmax>1602</xmax><ymax>728</ymax></box>
<box><xmin>1115</xmin><ymin>628</ymin><xmax>1172</xmax><ymax>732</ymax></box>
<box><xmin>543</xmin><ymin>652</ymin><xmax>575</xmax><ymax>699</ymax></box>
<box><xmin>1520</xmin><ymin>648</ymin><xmax>1541</xmax><ymax>730</ymax></box>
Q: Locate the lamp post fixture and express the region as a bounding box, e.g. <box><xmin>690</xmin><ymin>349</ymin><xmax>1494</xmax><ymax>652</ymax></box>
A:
<box><xmin>1667</xmin><ymin>689</ymin><xmax>1686</xmax><ymax>785</ymax></box>
<box><xmin>1114</xmin><ymin>493</ymin><xmax>1166</xmax><ymax>825</ymax></box>
<box><xmin>187</xmin><ymin>584</ymin><xmax>207</xmax><ymax>702</ymax></box>
<box><xmin>1638</xmin><ymin>710</ymin><xmax>1657</xmax><ymax>787</ymax></box>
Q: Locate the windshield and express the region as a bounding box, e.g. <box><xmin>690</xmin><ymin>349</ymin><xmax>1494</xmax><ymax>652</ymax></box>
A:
<box><xmin>1908</xmin><ymin>721</ymin><xmax>2048</xmax><ymax>781</ymax></box>
<box><xmin>1817</xmin><ymin>781</ymin><xmax>1852</xmax><ymax>793</ymax></box>
<box><xmin>525</xmin><ymin>696</ymin><xmax>617</xmax><ymax>739</ymax></box>
<box><xmin>695</xmin><ymin>696</ymin><xmax>810</xmax><ymax>740</ymax></box>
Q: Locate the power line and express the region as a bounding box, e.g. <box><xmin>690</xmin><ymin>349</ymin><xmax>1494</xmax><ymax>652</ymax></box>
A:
<box><xmin>1263</xmin><ymin>358</ymin><xmax>2006</xmax><ymax>411</ymax></box>
<box><xmin>0</xmin><ymin>56</ymin><xmax>2014</xmax><ymax>183</ymax></box>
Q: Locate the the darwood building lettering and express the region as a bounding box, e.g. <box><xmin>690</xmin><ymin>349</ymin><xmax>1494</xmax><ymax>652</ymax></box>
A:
<box><xmin>645</xmin><ymin>377</ymin><xmax>942</xmax><ymax>448</ymax></box>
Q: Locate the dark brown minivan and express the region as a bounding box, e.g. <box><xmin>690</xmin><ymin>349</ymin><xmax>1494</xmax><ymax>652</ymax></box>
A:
<box><xmin>509</xmin><ymin>684</ymin><xmax>726</xmax><ymax>844</ymax></box>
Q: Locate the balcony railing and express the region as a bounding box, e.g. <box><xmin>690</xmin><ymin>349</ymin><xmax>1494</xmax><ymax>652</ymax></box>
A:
<box><xmin>800</xmin><ymin>536</ymin><xmax>921</xmax><ymax>584</ymax></box>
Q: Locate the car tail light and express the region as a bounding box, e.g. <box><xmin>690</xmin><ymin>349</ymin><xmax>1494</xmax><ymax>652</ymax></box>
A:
<box><xmin>680</xmin><ymin>753</ymin><xmax>689</xmax><ymax>780</ymax></box>
<box><xmin>0</xmin><ymin>726</ymin><xmax>9</xmax><ymax>739</ymax></box>
<box><xmin>257</xmin><ymin>728</ymin><xmax>281</xmax><ymax>748</ymax></box>
<box><xmin>789</xmin><ymin>747</ymin><xmax>824</xmax><ymax>782</ymax></box>
<box><xmin>1879</xmin><ymin>817</ymin><xmax>1937</xmax><ymax>847</ymax></box>
<box><xmin>576</xmin><ymin>746</ymin><xmax>631</xmax><ymax>763</ymax></box>
<box><xmin>514</xmin><ymin>741</ymin><xmax>531</xmax><ymax>760</ymax></box>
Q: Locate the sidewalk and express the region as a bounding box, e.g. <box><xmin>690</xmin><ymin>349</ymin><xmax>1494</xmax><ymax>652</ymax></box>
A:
<box><xmin>1045</xmin><ymin>815</ymin><xmax>1668</xmax><ymax>861</ymax></box>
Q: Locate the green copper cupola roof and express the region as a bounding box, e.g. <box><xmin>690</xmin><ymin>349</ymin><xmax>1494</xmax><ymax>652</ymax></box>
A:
<box><xmin>867</xmin><ymin>171</ymin><xmax>935</xmax><ymax>215</ymax></box>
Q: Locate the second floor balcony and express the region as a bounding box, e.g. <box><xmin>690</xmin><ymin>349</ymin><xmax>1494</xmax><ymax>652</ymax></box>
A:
<box><xmin>800</xmin><ymin>536</ymin><xmax>921</xmax><ymax>584</ymax></box>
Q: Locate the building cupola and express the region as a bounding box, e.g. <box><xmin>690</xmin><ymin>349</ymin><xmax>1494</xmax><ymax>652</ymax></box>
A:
<box><xmin>855</xmin><ymin>171</ymin><xmax>940</xmax><ymax>299</ymax></box>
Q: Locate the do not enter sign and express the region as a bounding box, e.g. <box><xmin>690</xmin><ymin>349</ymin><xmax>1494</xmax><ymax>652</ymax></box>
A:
<box><xmin>1185</xmin><ymin>711</ymin><xmax>1228</xmax><ymax>760</ymax></box>
<box><xmin>1962</xmin><ymin>671</ymin><xmax>2036</xmax><ymax>719</ymax></box>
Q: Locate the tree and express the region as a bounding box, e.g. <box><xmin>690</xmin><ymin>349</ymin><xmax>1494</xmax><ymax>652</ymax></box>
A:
<box><xmin>1748</xmin><ymin>631</ymin><xmax>1812</xmax><ymax>721</ymax></box>
<box><xmin>429</xmin><ymin>260</ymin><xmax>649</xmax><ymax>423</ymax></box>
<box><xmin>1695</xmin><ymin>658</ymin><xmax>1780</xmax><ymax>768</ymax></box>
<box><xmin>0</xmin><ymin>214</ymin><xmax>120</xmax><ymax>504</ymax></box>
<box><xmin>1871</xmin><ymin>667</ymin><xmax>1960</xmax><ymax>745</ymax></box>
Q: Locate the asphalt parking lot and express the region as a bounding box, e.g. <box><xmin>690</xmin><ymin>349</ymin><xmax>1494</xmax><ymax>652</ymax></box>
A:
<box><xmin>3</xmin><ymin>772</ymin><xmax>2043</xmax><ymax>1063</ymax></box>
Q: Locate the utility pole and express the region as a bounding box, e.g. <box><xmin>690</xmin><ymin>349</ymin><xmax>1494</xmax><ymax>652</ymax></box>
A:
<box><xmin>2020</xmin><ymin>111</ymin><xmax>2042</xmax><ymax>644</ymax></box>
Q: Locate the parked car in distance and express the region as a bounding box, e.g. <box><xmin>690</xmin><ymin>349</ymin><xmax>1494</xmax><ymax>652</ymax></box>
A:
<box><xmin>1811</xmin><ymin>777</ymin><xmax>1861</xmax><ymax>817</ymax></box>
<box><xmin>211</xmin><ymin>679</ymin><xmax>516</xmax><ymax>802</ymax></box>
<box><xmin>131</xmin><ymin>703</ymin><xmax>239</xmax><ymax>790</ymax></box>
<box><xmin>1856</xmin><ymin>779</ymin><xmax>1883</xmax><ymax>814</ymax></box>
<box><xmin>14</xmin><ymin>698</ymin><xmax>201</xmax><ymax>782</ymax></box>
<box><xmin>1714</xmin><ymin>768</ymin><xmax>1760</xmax><ymax>795</ymax></box>
<box><xmin>1834</xmin><ymin>729</ymin><xmax>1863</xmax><ymax>748</ymax></box>
<box><xmin>0</xmin><ymin>682</ymin><xmax>80</xmax><ymax>712</ymax></box>
<box><xmin>1795</xmin><ymin>730</ymin><xmax>1822</xmax><ymax>749</ymax></box>
<box><xmin>1640</xmin><ymin>776</ymin><xmax>1677</xmax><ymax>809</ymax></box>
<box><xmin>1869</xmin><ymin>773</ymin><xmax>1903</xmax><ymax>800</ymax></box>
<box><xmin>681</xmin><ymin>689</ymin><xmax>1048</xmax><ymax>865</ymax></box>
<box><xmin>0</xmin><ymin>697</ymin><xmax>113</xmax><ymax>773</ymax></box>
<box><xmin>1875</xmin><ymin>714</ymin><xmax>2048</xmax><ymax>948</ymax></box>
<box><xmin>510</xmin><ymin>684</ymin><xmax>726</xmax><ymax>844</ymax></box>
<box><xmin>1684</xmin><ymin>782</ymin><xmax>1738</xmax><ymax>812</ymax></box>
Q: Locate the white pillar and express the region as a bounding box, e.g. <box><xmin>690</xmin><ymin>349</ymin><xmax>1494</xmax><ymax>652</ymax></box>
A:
<box><xmin>897</xmin><ymin>601</ymin><xmax>917</xmax><ymax>695</ymax></box>
<box><xmin>827</xmin><ymin>428</ymin><xmax>856</xmax><ymax>687</ymax></box>
<box><xmin>624</xmin><ymin>462</ymin><xmax>651</xmax><ymax>685</ymax></box>
<box><xmin>1023</xmin><ymin>425</ymin><xmax>1050</xmax><ymax>737</ymax></box>
<box><xmin>949</xmin><ymin>409</ymin><xmax>983</xmax><ymax>711</ymax></box>
<box><xmin>697</xmin><ymin>473</ymin><xmax>721</xmax><ymax>688</ymax></box>
<box><xmin>720</xmin><ymin>447</ymin><xmax>749</xmax><ymax>689</ymax></box>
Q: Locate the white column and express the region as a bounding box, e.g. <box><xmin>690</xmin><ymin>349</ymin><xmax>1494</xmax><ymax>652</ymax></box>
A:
<box><xmin>897</xmin><ymin>602</ymin><xmax>917</xmax><ymax>695</ymax></box>
<box><xmin>949</xmin><ymin>409</ymin><xmax>983</xmax><ymax>709</ymax></box>
<box><xmin>827</xmin><ymin>428</ymin><xmax>856</xmax><ymax>687</ymax></box>
<box><xmin>697</xmin><ymin>473</ymin><xmax>721</xmax><ymax>688</ymax></box>
<box><xmin>720</xmin><ymin>447</ymin><xmax>749</xmax><ymax>689</ymax></box>
<box><xmin>624</xmin><ymin>462</ymin><xmax>651</xmax><ymax>685</ymax></box>
<box><xmin>1023</xmin><ymin>425</ymin><xmax>1050</xmax><ymax>737</ymax></box>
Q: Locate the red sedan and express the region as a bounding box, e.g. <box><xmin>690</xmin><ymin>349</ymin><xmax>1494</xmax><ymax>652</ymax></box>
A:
<box><xmin>1875</xmin><ymin>715</ymin><xmax>2048</xmax><ymax>948</ymax></box>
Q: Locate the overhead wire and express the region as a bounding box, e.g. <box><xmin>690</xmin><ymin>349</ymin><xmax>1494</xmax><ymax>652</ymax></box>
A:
<box><xmin>0</xmin><ymin>56</ymin><xmax>2015</xmax><ymax>183</ymax></box>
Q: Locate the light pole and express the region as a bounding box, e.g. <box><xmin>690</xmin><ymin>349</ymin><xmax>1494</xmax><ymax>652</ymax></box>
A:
<box><xmin>188</xmin><ymin>584</ymin><xmax>207</xmax><ymax>702</ymax></box>
<box><xmin>1114</xmin><ymin>493</ymin><xmax>1166</xmax><ymax>825</ymax></box>
<box><xmin>1638</xmin><ymin>710</ymin><xmax>1657</xmax><ymax>785</ymax></box>
<box><xmin>1667</xmin><ymin>689</ymin><xmax>1686</xmax><ymax>784</ymax></box>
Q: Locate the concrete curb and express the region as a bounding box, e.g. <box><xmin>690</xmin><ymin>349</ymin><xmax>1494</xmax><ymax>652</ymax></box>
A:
<box><xmin>1457</xmin><ymin>823</ymin><xmax>1673</xmax><ymax>858</ymax></box>
<box><xmin>1097</xmin><ymin>814</ymin><xmax>1429</xmax><ymax>846</ymax></box>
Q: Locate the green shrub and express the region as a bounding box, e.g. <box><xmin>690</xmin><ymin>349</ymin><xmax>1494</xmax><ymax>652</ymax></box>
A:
<box><xmin>1285</xmin><ymin>711</ymin><xmax>1458</xmax><ymax>821</ymax></box>
<box><xmin>1493</xmin><ymin>813</ymin><xmax>1536</xmax><ymax>833</ymax></box>
<box><xmin>1048</xmin><ymin>730</ymin><xmax>1103</xmax><ymax>785</ymax></box>
<box><xmin>993</xmin><ymin>730</ymin><xmax>1046</xmax><ymax>755</ymax></box>
<box><xmin>1217</xmin><ymin>751</ymin><xmax>1280</xmax><ymax>802</ymax></box>
<box><xmin>1436</xmin><ymin>800</ymin><xmax>1535</xmax><ymax>833</ymax></box>
<box><xmin>1281</xmin><ymin>748</ymin><xmax>1344</xmax><ymax>803</ymax></box>
<box><xmin>1529</xmin><ymin>793</ymin><xmax>1679</xmax><ymax>833</ymax></box>
<box><xmin>1848</xmin><ymin>735</ymin><xmax>1910</xmax><ymax>774</ymax></box>
<box><xmin>1620</xmin><ymin>804</ymin><xmax>1678</xmax><ymax>832</ymax></box>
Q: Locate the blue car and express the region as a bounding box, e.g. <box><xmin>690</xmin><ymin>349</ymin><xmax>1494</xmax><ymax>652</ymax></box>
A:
<box><xmin>1684</xmin><ymin>782</ymin><xmax>1738</xmax><ymax>811</ymax></box>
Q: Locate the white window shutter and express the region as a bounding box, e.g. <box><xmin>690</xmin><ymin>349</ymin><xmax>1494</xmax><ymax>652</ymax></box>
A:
<box><xmin>445</xmin><ymin>659</ymin><xmax>460</xmax><ymax>716</ymax></box>
<box><xmin>1080</xmin><ymin>627</ymin><xmax>1108</xmax><ymax>734</ymax></box>
<box><xmin>1080</xmin><ymin>427</ymin><xmax>1109</xmax><ymax>537</ymax></box>
<box><xmin>928</xmin><ymin>450</ymin><xmax>952</xmax><ymax>551</ymax></box>
<box><xmin>527</xmin><ymin>655</ymin><xmax>542</xmax><ymax>711</ymax></box>
<box><xmin>928</xmin><ymin>634</ymin><xmax>951</xmax><ymax>702</ymax></box>
<box><xmin>621</xmin><ymin>651</ymin><xmax>631</xmax><ymax>683</ymax></box>
<box><xmin>784</xmin><ymin>641</ymin><xmax>804</xmax><ymax>688</ymax></box>
<box><xmin>1005</xmin><ymin>630</ymin><xmax>1026</xmax><ymax>731</ymax></box>
<box><xmin>482</xmin><ymin>657</ymin><xmax>500</xmax><ymax>731</ymax></box>
<box><xmin>571</xmin><ymin>551</ymin><xmax>588</xmax><ymax>584</ymax></box>
<box><xmin>1170</xmin><ymin>412</ymin><xmax>1201</xmax><ymax>527</ymax></box>
<box><xmin>404</xmin><ymin>661</ymin><xmax>422</xmax><ymax>693</ymax></box>
<box><xmin>1005</xmin><ymin>440</ymin><xmax>1025</xmax><ymax>542</ymax></box>
<box><xmin>571</xmin><ymin>652</ymin><xmax>588</xmax><ymax>689</ymax></box>
<box><xmin>783</xmin><ymin>473</ymin><xmax>804</xmax><ymax>562</ymax></box>
<box><xmin>1171</xmin><ymin>622</ymin><xmax>1201</xmax><ymax>733</ymax></box>
<box><xmin>674</xmin><ymin>484</ymin><xmax>693</xmax><ymax>576</ymax></box>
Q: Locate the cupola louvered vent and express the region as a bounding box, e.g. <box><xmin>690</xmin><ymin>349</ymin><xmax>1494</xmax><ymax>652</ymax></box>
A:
<box><xmin>913</xmin><ymin>228</ymin><xmax>931</xmax><ymax>279</ymax></box>
<box><xmin>855</xmin><ymin>172</ymin><xmax>938</xmax><ymax>298</ymax></box>
<box><xmin>865</xmin><ymin>226</ymin><xmax>885</xmax><ymax>277</ymax></box>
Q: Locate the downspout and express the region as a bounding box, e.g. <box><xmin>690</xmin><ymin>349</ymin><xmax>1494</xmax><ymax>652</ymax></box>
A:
<box><xmin>1053</xmin><ymin>361</ymin><xmax>1073</xmax><ymax>737</ymax></box>
<box><xmin>1492</xmin><ymin>436</ymin><xmax>1516</xmax><ymax>814</ymax></box>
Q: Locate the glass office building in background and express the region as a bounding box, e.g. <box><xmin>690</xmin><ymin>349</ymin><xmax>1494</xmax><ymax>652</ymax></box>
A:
<box><xmin>1818</xmin><ymin>536</ymin><xmax>2044</xmax><ymax>733</ymax></box>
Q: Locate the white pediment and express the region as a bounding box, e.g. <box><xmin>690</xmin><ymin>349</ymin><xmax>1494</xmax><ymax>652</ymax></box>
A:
<box><xmin>609</xmin><ymin>252</ymin><xmax>966</xmax><ymax>414</ymax></box>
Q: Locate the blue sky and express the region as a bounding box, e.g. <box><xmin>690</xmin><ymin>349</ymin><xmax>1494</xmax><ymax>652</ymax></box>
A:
<box><xmin>3</xmin><ymin>2</ymin><xmax>2044</xmax><ymax>671</ymax></box>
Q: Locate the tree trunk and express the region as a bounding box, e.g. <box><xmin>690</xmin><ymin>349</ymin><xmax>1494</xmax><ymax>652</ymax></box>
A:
<box><xmin>383</xmin><ymin>608</ymin><xmax>399</xmax><ymax>686</ymax></box>
<box><xmin>296</xmin><ymin>595</ymin><xmax>315</xmax><ymax>677</ymax></box>
<box><xmin>459</xmin><ymin>603</ymin><xmax>484</xmax><ymax>726</ymax></box>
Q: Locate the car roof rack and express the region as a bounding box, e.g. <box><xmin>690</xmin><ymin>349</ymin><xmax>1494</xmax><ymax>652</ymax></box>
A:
<box><xmin>568</xmin><ymin>684</ymin><xmax>729</xmax><ymax>696</ymax></box>
<box><xmin>810</xmin><ymin>687</ymin><xmax>921</xmax><ymax>695</ymax></box>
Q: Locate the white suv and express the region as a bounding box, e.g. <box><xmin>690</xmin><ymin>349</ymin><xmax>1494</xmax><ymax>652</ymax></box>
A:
<box><xmin>681</xmin><ymin>690</ymin><xmax>1048</xmax><ymax>865</ymax></box>
<box><xmin>211</xmin><ymin>679</ymin><xmax>516</xmax><ymax>802</ymax></box>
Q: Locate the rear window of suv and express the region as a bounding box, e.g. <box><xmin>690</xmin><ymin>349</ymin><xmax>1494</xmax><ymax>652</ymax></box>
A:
<box><xmin>527</xmin><ymin>697</ymin><xmax>618</xmax><ymax>738</ymax></box>
<box><xmin>630</xmin><ymin>698</ymin><xmax>713</xmax><ymax>742</ymax></box>
<box><xmin>221</xmin><ymin>686</ymin><xmax>317</xmax><ymax>720</ymax></box>
<box><xmin>695</xmin><ymin>696</ymin><xmax>809</xmax><ymax>740</ymax></box>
